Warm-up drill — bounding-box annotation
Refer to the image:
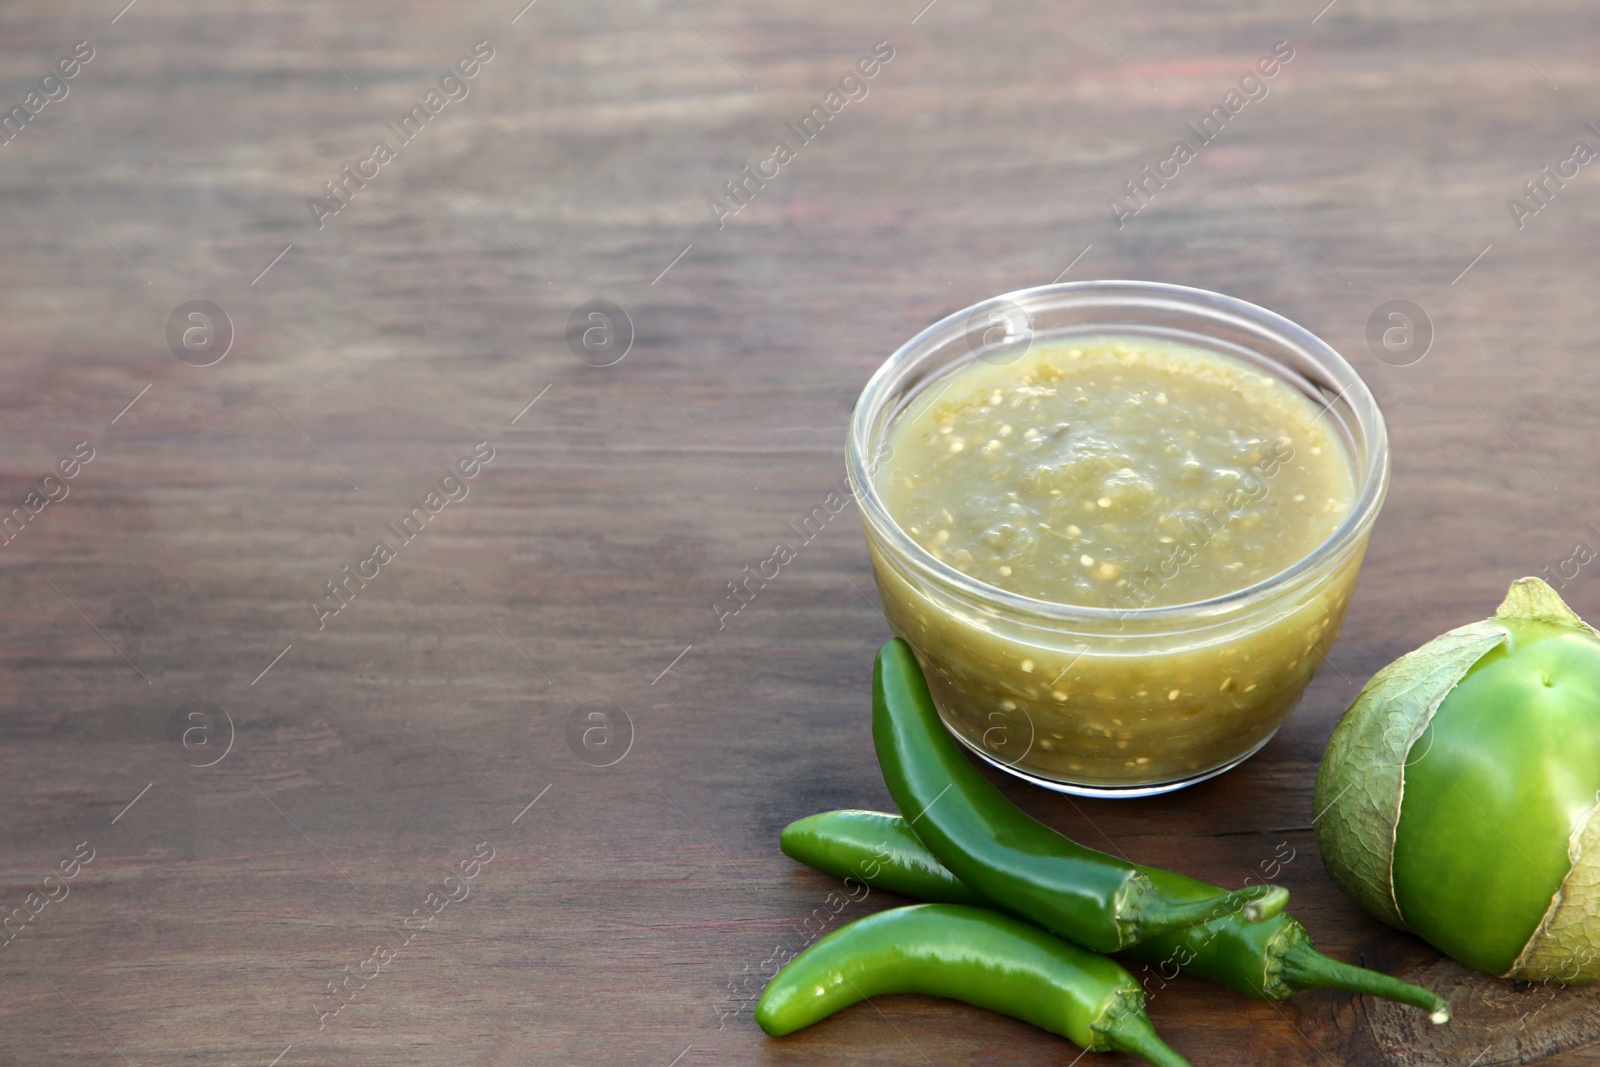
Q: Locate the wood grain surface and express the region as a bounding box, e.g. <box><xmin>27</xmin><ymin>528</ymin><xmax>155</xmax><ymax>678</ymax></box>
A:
<box><xmin>2</xmin><ymin>1</ymin><xmax>1599</xmax><ymax>1064</ymax></box>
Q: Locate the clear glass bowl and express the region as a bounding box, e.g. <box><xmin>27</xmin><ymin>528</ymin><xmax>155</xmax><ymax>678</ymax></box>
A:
<box><xmin>847</xmin><ymin>280</ymin><xmax>1389</xmax><ymax>796</ymax></box>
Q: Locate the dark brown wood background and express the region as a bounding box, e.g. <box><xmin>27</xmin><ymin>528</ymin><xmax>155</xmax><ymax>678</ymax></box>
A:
<box><xmin>2</xmin><ymin>1</ymin><xmax>1598</xmax><ymax>1064</ymax></box>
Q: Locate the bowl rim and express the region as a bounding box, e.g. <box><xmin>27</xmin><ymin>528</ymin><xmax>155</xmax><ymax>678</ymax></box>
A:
<box><xmin>846</xmin><ymin>279</ymin><xmax>1391</xmax><ymax>624</ymax></box>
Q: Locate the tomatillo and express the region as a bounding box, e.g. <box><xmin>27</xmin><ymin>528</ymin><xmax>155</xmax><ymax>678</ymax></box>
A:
<box><xmin>1315</xmin><ymin>577</ymin><xmax>1600</xmax><ymax>982</ymax></box>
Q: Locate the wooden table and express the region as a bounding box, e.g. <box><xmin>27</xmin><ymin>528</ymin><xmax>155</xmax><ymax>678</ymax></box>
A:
<box><xmin>3</xmin><ymin>1</ymin><xmax>1598</xmax><ymax>1063</ymax></box>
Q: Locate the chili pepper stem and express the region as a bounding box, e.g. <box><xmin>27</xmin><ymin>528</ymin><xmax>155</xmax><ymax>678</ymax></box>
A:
<box><xmin>1278</xmin><ymin>938</ymin><xmax>1451</xmax><ymax>1023</ymax></box>
<box><xmin>1105</xmin><ymin>1013</ymin><xmax>1194</xmax><ymax>1067</ymax></box>
<box><xmin>1133</xmin><ymin>882</ymin><xmax>1289</xmax><ymax>939</ymax></box>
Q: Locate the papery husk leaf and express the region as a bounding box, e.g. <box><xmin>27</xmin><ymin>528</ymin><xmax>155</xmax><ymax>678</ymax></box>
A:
<box><xmin>1495</xmin><ymin>576</ymin><xmax>1600</xmax><ymax>639</ymax></box>
<box><xmin>1510</xmin><ymin>793</ymin><xmax>1600</xmax><ymax>983</ymax></box>
<box><xmin>1314</xmin><ymin>622</ymin><xmax>1509</xmax><ymax>930</ymax></box>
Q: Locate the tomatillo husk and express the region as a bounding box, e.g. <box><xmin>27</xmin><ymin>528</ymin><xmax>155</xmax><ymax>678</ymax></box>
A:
<box><xmin>1315</xmin><ymin>577</ymin><xmax>1600</xmax><ymax>982</ymax></box>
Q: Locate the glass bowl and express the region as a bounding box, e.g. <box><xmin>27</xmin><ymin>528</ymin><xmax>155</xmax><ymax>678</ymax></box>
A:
<box><xmin>847</xmin><ymin>280</ymin><xmax>1389</xmax><ymax>796</ymax></box>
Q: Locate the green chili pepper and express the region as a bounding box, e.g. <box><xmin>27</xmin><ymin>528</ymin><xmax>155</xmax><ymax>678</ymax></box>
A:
<box><xmin>873</xmin><ymin>638</ymin><xmax>1286</xmax><ymax>954</ymax></box>
<box><xmin>782</xmin><ymin>808</ymin><xmax>988</xmax><ymax>907</ymax></box>
<box><xmin>782</xmin><ymin>809</ymin><xmax>1450</xmax><ymax>1019</ymax></box>
<box><xmin>756</xmin><ymin>903</ymin><xmax>1192</xmax><ymax>1067</ymax></box>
